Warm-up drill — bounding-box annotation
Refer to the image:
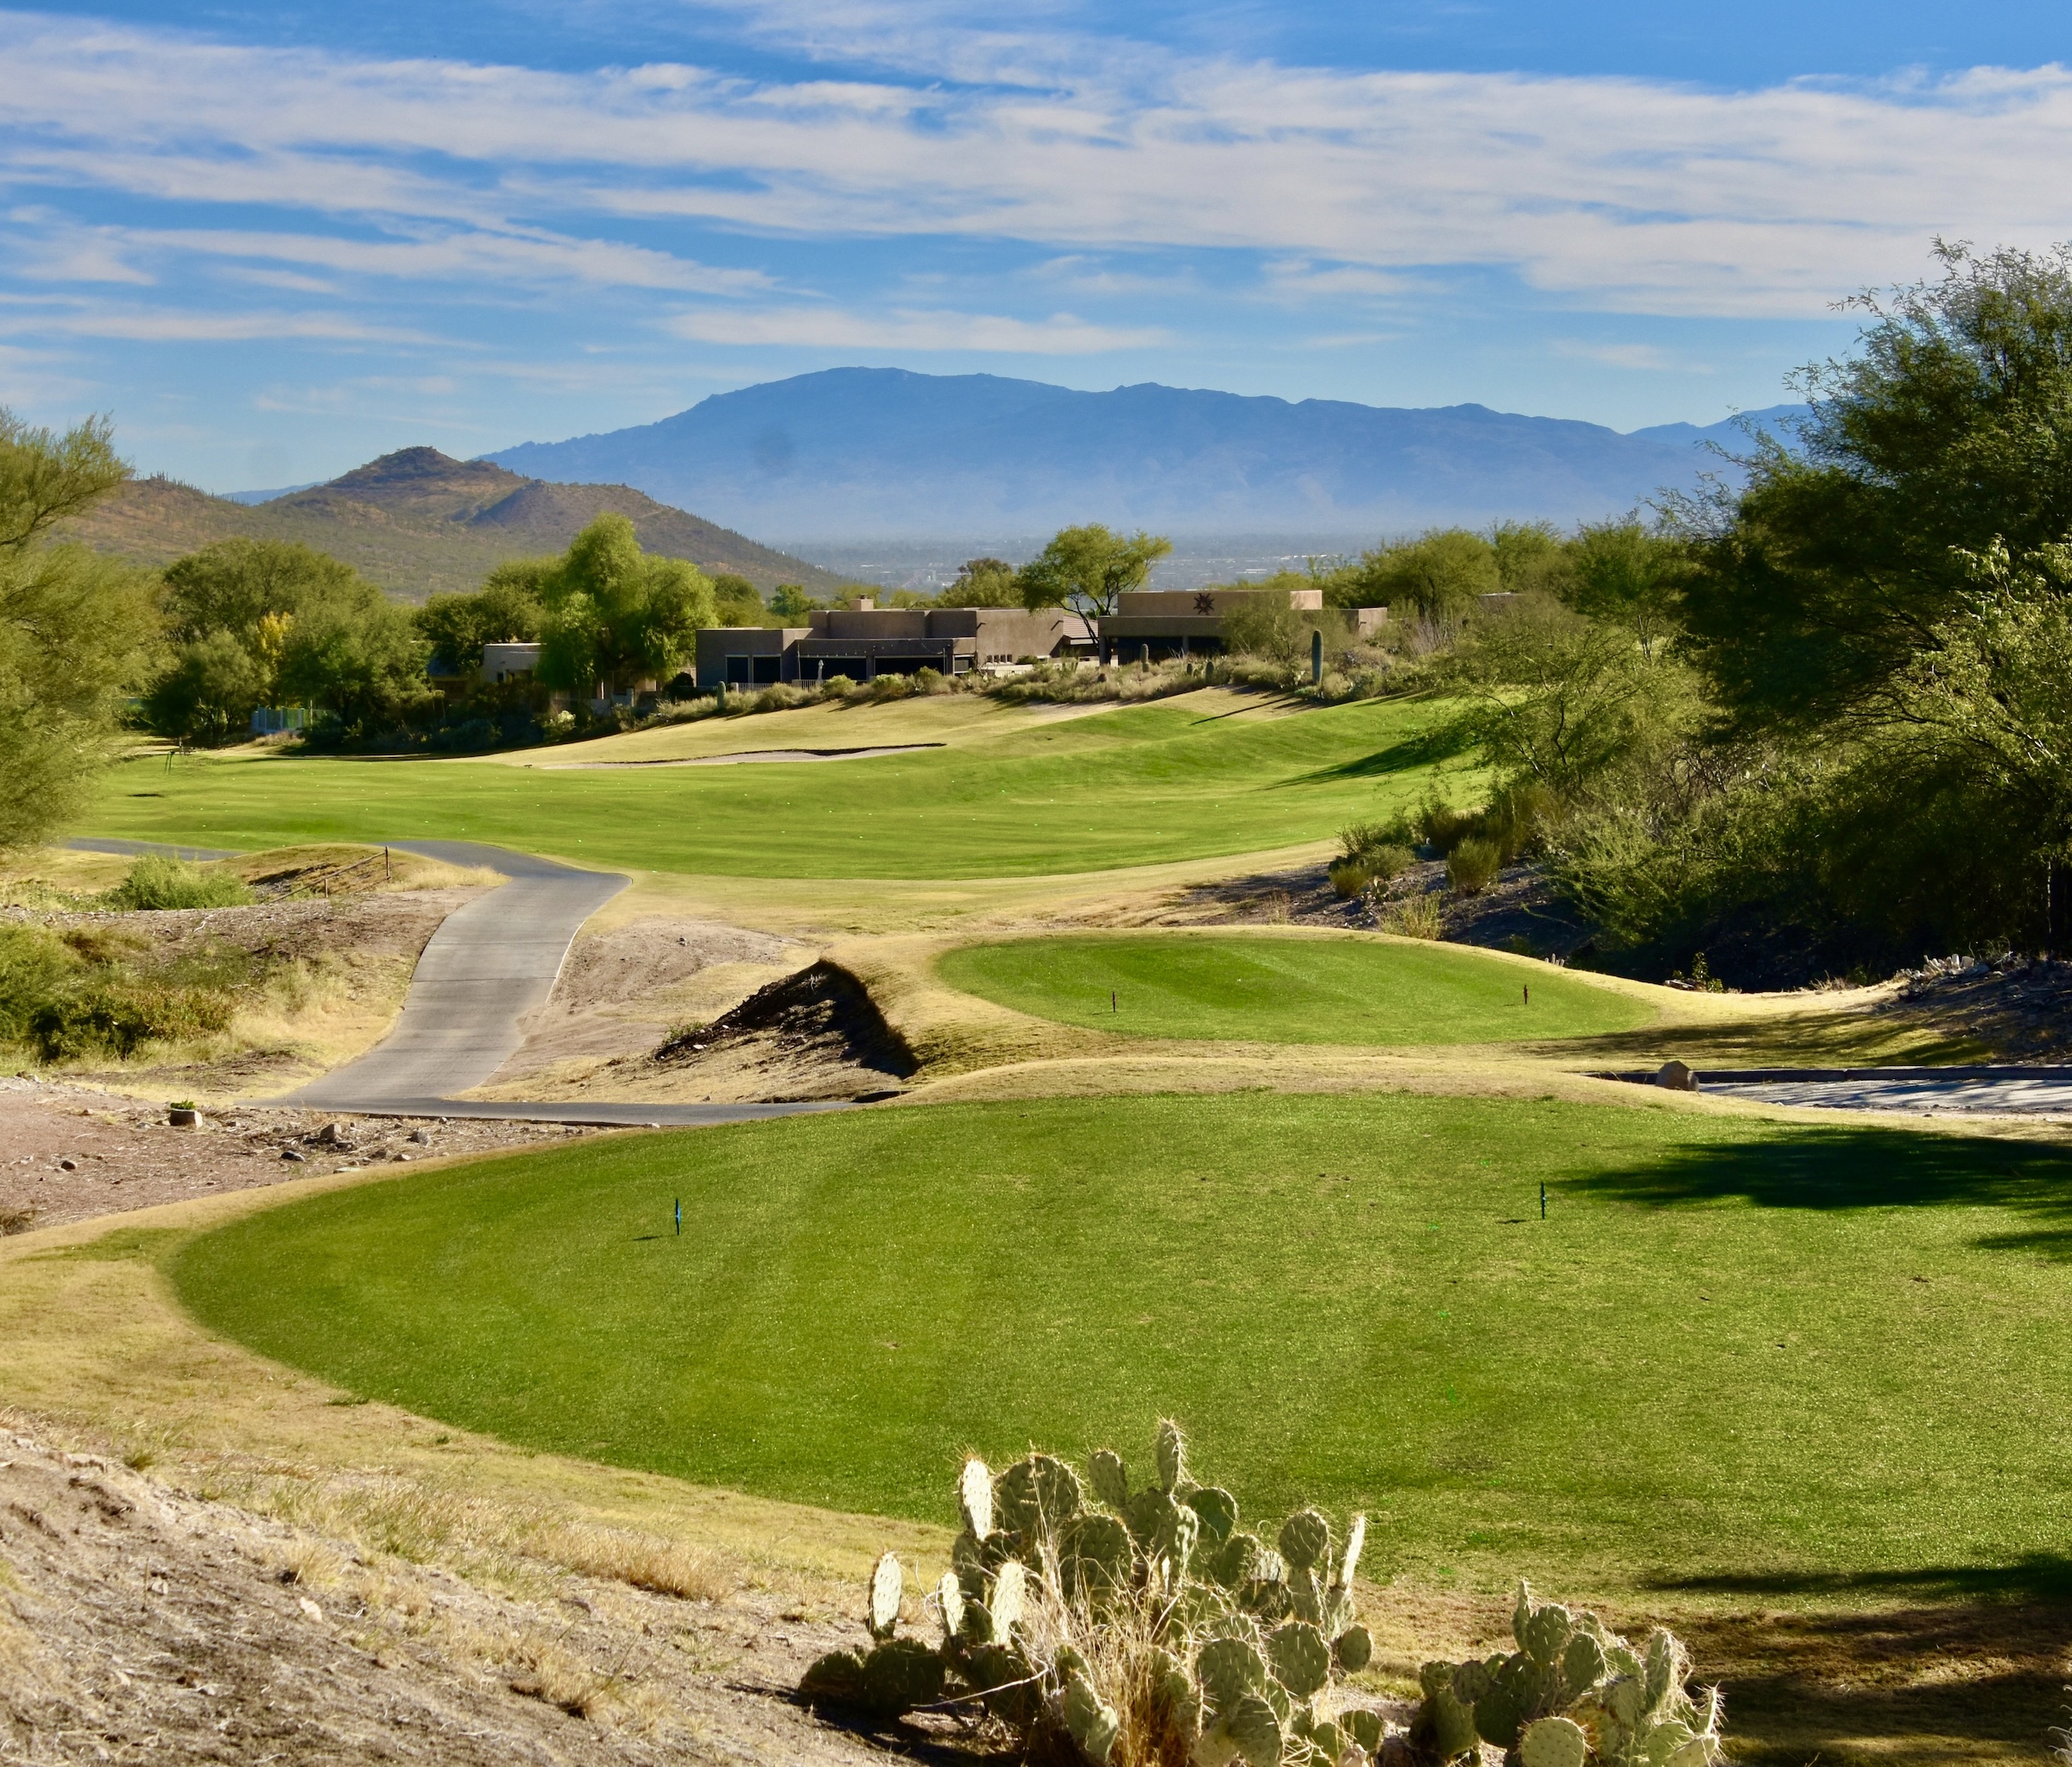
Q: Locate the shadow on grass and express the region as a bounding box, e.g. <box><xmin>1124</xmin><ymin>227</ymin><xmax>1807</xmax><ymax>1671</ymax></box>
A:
<box><xmin>1276</xmin><ymin>722</ymin><xmax>1476</xmax><ymax>786</ymax></box>
<box><xmin>1658</xmin><ymin>1552</ymin><xmax>2072</xmax><ymax>1606</ymax></box>
<box><xmin>1665</xmin><ymin>1587</ymin><xmax>2072</xmax><ymax>1764</ymax></box>
<box><xmin>1541</xmin><ymin>1013</ymin><xmax>1990</xmax><ymax>1069</ymax></box>
<box><xmin>1570</xmin><ymin>1126</ymin><xmax>2072</xmax><ymax>1257</ymax></box>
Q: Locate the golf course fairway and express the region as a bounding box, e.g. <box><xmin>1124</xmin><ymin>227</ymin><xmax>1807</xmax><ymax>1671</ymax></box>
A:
<box><xmin>936</xmin><ymin>931</ymin><xmax>1653</xmax><ymax>1043</ymax></box>
<box><xmin>88</xmin><ymin>692</ymin><xmax>1469</xmax><ymax>879</ymax></box>
<box><xmin>172</xmin><ymin>1090</ymin><xmax>2072</xmax><ymax>1594</ymax></box>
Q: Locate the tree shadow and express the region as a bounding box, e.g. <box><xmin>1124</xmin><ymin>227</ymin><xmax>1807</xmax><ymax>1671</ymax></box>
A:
<box><xmin>1569</xmin><ymin>1126</ymin><xmax>2072</xmax><ymax>1258</ymax></box>
<box><xmin>1658</xmin><ymin>1552</ymin><xmax>2072</xmax><ymax>1605</ymax></box>
<box><xmin>1276</xmin><ymin>723</ymin><xmax>1475</xmax><ymax>786</ymax></box>
<box><xmin>1663</xmin><ymin>1585</ymin><xmax>2072</xmax><ymax>1764</ymax></box>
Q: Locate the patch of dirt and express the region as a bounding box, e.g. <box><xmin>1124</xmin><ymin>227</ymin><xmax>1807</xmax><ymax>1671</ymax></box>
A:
<box><xmin>0</xmin><ymin>1076</ymin><xmax>597</xmax><ymax>1234</ymax></box>
<box><xmin>10</xmin><ymin>887</ymin><xmax>481</xmax><ymax>969</ymax></box>
<box><xmin>1876</xmin><ymin>955</ymin><xmax>2072</xmax><ymax>1062</ymax></box>
<box><xmin>1112</xmin><ymin>856</ymin><xmax>1596</xmax><ymax>960</ymax></box>
<box><xmin>648</xmin><ymin>961</ymin><xmax>919</xmax><ymax>1101</ymax></box>
<box><xmin>0</xmin><ymin>1424</ymin><xmax>919</xmax><ymax>1766</ymax></box>
<box><xmin>492</xmin><ymin>916</ymin><xmax>805</xmax><ymax>1082</ymax></box>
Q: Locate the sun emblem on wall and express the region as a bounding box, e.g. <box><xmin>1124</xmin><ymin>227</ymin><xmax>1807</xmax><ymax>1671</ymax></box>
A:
<box><xmin>1193</xmin><ymin>592</ymin><xmax>1216</xmax><ymax>615</ymax></box>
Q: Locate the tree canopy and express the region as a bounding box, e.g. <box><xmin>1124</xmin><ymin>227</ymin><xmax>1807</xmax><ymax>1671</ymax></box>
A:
<box><xmin>534</xmin><ymin>514</ymin><xmax>716</xmax><ymax>695</ymax></box>
<box><xmin>145</xmin><ymin>539</ymin><xmax>428</xmax><ymax>741</ymax></box>
<box><xmin>416</xmin><ymin>565</ymin><xmax>546</xmax><ymax>672</ymax></box>
<box><xmin>1018</xmin><ymin>526</ymin><xmax>1171</xmax><ymax>619</ymax></box>
<box><xmin>0</xmin><ymin>411</ymin><xmax>154</xmax><ymax>848</ymax></box>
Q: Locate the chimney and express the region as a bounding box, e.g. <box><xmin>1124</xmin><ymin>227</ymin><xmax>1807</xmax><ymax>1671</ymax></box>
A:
<box><xmin>856</xmin><ymin>596</ymin><xmax>875</xmax><ymax>611</ymax></box>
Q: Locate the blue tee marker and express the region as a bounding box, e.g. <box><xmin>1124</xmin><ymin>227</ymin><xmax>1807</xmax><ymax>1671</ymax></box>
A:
<box><xmin>675</xmin><ymin>1197</ymin><xmax>682</xmax><ymax>1236</ymax></box>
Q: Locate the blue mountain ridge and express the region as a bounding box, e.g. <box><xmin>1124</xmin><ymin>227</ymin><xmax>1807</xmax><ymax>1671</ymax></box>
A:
<box><xmin>485</xmin><ymin>368</ymin><xmax>1804</xmax><ymax>541</ymax></box>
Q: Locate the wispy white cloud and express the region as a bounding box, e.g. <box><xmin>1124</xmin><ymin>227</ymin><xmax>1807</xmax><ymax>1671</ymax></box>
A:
<box><xmin>667</xmin><ymin>304</ymin><xmax>1165</xmax><ymax>350</ymax></box>
<box><xmin>0</xmin><ymin>298</ymin><xmax>440</xmax><ymax>344</ymax></box>
<box><xmin>1552</xmin><ymin>339</ymin><xmax>1698</xmax><ymax>372</ymax></box>
<box><xmin>0</xmin><ymin>12</ymin><xmax>2067</xmax><ymax>326</ymax></box>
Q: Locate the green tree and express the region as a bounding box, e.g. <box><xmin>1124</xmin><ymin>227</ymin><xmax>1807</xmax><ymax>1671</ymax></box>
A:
<box><xmin>535</xmin><ymin>514</ymin><xmax>717</xmax><ymax>697</ymax></box>
<box><xmin>0</xmin><ymin>413</ymin><xmax>155</xmax><ymax>848</ymax></box>
<box><xmin>147</xmin><ymin>539</ymin><xmax>430</xmax><ymax>739</ymax></box>
<box><xmin>710</xmin><ymin>572</ymin><xmax>768</xmax><ymax>625</ymax></box>
<box><xmin>1564</xmin><ymin>519</ymin><xmax>1685</xmax><ymax>660</ymax></box>
<box><xmin>1490</xmin><ymin>520</ymin><xmax>1571</xmax><ymax>596</ymax></box>
<box><xmin>1682</xmin><ymin>242</ymin><xmax>2072</xmax><ymax>734</ymax></box>
<box><xmin>939</xmin><ymin>557</ymin><xmax>1021</xmax><ymax>608</ymax></box>
<box><xmin>1018</xmin><ymin>525</ymin><xmax>1172</xmax><ymax>620</ymax></box>
<box><xmin>1329</xmin><ymin>528</ymin><xmax>1500</xmax><ymax>621</ymax></box>
<box><xmin>768</xmin><ymin>584</ymin><xmax>818</xmax><ymax>622</ymax></box>
<box><xmin>416</xmin><ymin>565</ymin><xmax>546</xmax><ymax>672</ymax></box>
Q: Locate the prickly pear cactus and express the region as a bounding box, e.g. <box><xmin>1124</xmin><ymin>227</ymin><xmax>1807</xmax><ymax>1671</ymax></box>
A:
<box><xmin>867</xmin><ymin>1551</ymin><xmax>902</xmax><ymax>1641</ymax></box>
<box><xmin>1406</xmin><ymin>1582</ymin><xmax>1727</xmax><ymax>1767</ymax></box>
<box><xmin>801</xmin><ymin>1430</ymin><xmax>1726</xmax><ymax>1767</ymax></box>
<box><xmin>1278</xmin><ymin>1509</ymin><xmax>1331</xmax><ymax>1574</ymax></box>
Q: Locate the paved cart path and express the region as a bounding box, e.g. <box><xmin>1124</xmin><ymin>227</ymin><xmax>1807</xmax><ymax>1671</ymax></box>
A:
<box><xmin>70</xmin><ymin>837</ymin><xmax>853</xmax><ymax>1129</ymax></box>
<box><xmin>1607</xmin><ymin>1063</ymin><xmax>2072</xmax><ymax>1117</ymax></box>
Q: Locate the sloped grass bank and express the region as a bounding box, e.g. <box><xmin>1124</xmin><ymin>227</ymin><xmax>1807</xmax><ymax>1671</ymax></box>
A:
<box><xmin>937</xmin><ymin>931</ymin><xmax>1654</xmax><ymax>1044</ymax></box>
<box><xmin>173</xmin><ymin>1092</ymin><xmax>2072</xmax><ymax>1600</ymax></box>
<box><xmin>87</xmin><ymin>694</ymin><xmax>1469</xmax><ymax>880</ymax></box>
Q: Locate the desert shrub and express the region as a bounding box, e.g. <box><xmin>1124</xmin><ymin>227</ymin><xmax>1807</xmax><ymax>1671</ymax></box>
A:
<box><xmin>913</xmin><ymin>666</ymin><xmax>948</xmax><ymax>693</ymax></box>
<box><xmin>1483</xmin><ymin>779</ymin><xmax>1559</xmax><ymax>861</ymax></box>
<box><xmin>103</xmin><ymin>855</ymin><xmax>254</xmax><ymax>911</ymax></box>
<box><xmin>869</xmin><ymin>672</ymin><xmax>914</xmax><ymax>702</ymax></box>
<box><xmin>1416</xmin><ymin>797</ymin><xmax>1480</xmax><ymax>856</ymax></box>
<box><xmin>820</xmin><ymin>673</ymin><xmax>857</xmax><ymax>695</ymax></box>
<box><xmin>0</xmin><ymin>923</ymin><xmax>72</xmax><ymax>1045</ymax></box>
<box><xmin>801</xmin><ymin>1424</ymin><xmax>1724</xmax><ymax>1767</ymax></box>
<box><xmin>1327</xmin><ymin>860</ymin><xmax>1371</xmax><ymax>899</ymax></box>
<box><xmin>28</xmin><ymin>979</ymin><xmax>236</xmax><ymax>1060</ymax></box>
<box><xmin>1379</xmin><ymin>892</ymin><xmax>1446</xmax><ymax>939</ymax></box>
<box><xmin>1448</xmin><ymin>836</ymin><xmax>1501</xmax><ymax>895</ymax></box>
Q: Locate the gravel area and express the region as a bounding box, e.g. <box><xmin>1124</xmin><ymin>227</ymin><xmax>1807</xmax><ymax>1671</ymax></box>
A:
<box><xmin>0</xmin><ymin>1076</ymin><xmax>595</xmax><ymax>1235</ymax></box>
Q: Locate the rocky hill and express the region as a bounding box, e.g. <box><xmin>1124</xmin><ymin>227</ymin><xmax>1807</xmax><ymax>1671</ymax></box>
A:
<box><xmin>61</xmin><ymin>447</ymin><xmax>849</xmax><ymax>602</ymax></box>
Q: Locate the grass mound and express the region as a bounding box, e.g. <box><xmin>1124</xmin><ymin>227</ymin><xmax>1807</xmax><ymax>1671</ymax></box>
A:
<box><xmin>172</xmin><ymin>1091</ymin><xmax>2072</xmax><ymax>1597</ymax></box>
<box><xmin>936</xmin><ymin>932</ymin><xmax>1652</xmax><ymax>1044</ymax></box>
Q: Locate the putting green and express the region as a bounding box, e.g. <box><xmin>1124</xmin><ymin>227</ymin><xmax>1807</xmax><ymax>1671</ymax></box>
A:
<box><xmin>87</xmin><ymin>693</ymin><xmax>1469</xmax><ymax>880</ymax></box>
<box><xmin>171</xmin><ymin>1092</ymin><xmax>2072</xmax><ymax>1593</ymax></box>
<box><xmin>937</xmin><ymin>932</ymin><xmax>1652</xmax><ymax>1044</ymax></box>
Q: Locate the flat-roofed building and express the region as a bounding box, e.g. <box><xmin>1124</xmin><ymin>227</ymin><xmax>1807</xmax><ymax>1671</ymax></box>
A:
<box><xmin>1097</xmin><ymin>587</ymin><xmax>1386</xmax><ymax>663</ymax></box>
<box><xmin>692</xmin><ymin>601</ymin><xmax>1090</xmax><ymax>688</ymax></box>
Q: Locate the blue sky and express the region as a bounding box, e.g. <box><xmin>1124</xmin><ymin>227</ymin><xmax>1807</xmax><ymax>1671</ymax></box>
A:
<box><xmin>3</xmin><ymin>1</ymin><xmax>2069</xmax><ymax>492</ymax></box>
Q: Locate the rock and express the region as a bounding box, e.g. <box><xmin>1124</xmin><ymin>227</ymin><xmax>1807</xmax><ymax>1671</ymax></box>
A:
<box><xmin>58</xmin><ymin>1158</ymin><xmax>77</xmax><ymax>1171</ymax></box>
<box><xmin>408</xmin><ymin>1128</ymin><xmax>430</xmax><ymax>1145</ymax></box>
<box><xmin>280</xmin><ymin>1148</ymin><xmax>306</xmax><ymax>1162</ymax></box>
<box><xmin>1657</xmin><ymin>1059</ymin><xmax>1699</xmax><ymax>1091</ymax></box>
<box><xmin>315</xmin><ymin>1121</ymin><xmax>343</xmax><ymax>1145</ymax></box>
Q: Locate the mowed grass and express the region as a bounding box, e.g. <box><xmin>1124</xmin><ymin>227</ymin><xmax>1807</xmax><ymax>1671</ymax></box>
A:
<box><xmin>89</xmin><ymin>693</ymin><xmax>1467</xmax><ymax>879</ymax></box>
<box><xmin>172</xmin><ymin>1092</ymin><xmax>2072</xmax><ymax>1596</ymax></box>
<box><xmin>938</xmin><ymin>932</ymin><xmax>1654</xmax><ymax>1044</ymax></box>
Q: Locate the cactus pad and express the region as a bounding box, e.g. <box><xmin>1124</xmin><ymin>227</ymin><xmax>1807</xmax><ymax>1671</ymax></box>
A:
<box><xmin>1340</xmin><ymin>1511</ymin><xmax>1367</xmax><ymax>1587</ymax></box>
<box><xmin>1420</xmin><ymin>1683</ymin><xmax>1480</xmax><ymax>1763</ymax></box>
<box><xmin>867</xmin><ymin>1551</ymin><xmax>902</xmax><ymax>1641</ymax></box>
<box><xmin>1267</xmin><ymin>1621</ymin><xmax>1331</xmax><ymax>1697</ymax></box>
<box><xmin>799</xmin><ymin>1648</ymin><xmax>866</xmax><ymax>1704</ymax></box>
<box><xmin>1335</xmin><ymin>1624</ymin><xmax>1373</xmax><ymax>1674</ymax></box>
<box><xmin>1186</xmin><ymin>1484</ymin><xmax>1240</xmax><ymax>1543</ymax></box>
<box><xmin>1342</xmin><ymin>1708</ymin><xmax>1385</xmax><ymax>1754</ymax></box>
<box><xmin>990</xmin><ymin>1558</ymin><xmax>1027</xmax><ymax>1637</ymax></box>
<box><xmin>1062</xmin><ymin>1675</ymin><xmax>1120</xmax><ymax>1764</ymax></box>
<box><xmin>1155</xmin><ymin>1418</ymin><xmax>1188</xmax><ymax>1492</ymax></box>
<box><xmin>1196</xmin><ymin>1636</ymin><xmax>1268</xmax><ymax>1712</ymax></box>
<box><xmin>935</xmin><ymin>1571</ymin><xmax>964</xmax><ymax>1644</ymax></box>
<box><xmin>995</xmin><ymin>1454</ymin><xmax>1082</xmax><ymax>1537</ymax></box>
<box><xmin>1224</xmin><ymin>1693</ymin><xmax>1284</xmax><ymax>1767</ymax></box>
<box><xmin>1060</xmin><ymin>1511</ymin><xmax>1135</xmax><ymax>1602</ymax></box>
<box><xmin>1279</xmin><ymin>1509</ymin><xmax>1330</xmax><ymax>1572</ymax></box>
<box><xmin>860</xmin><ymin>1637</ymin><xmax>944</xmax><ymax>1715</ymax></box>
<box><xmin>1519</xmin><ymin>1600</ymin><xmax>1576</xmax><ymax>1669</ymax></box>
<box><xmin>1089</xmin><ymin>1448</ymin><xmax>1129</xmax><ymax>1511</ymax></box>
<box><xmin>957</xmin><ymin>1457</ymin><xmax>994</xmax><ymax>1540</ymax></box>
<box><xmin>1124</xmin><ymin>1486</ymin><xmax>1178</xmax><ymax>1547</ymax></box>
<box><xmin>1520</xmin><ymin>1716</ymin><xmax>1589</xmax><ymax>1767</ymax></box>
<box><xmin>1562</xmin><ymin>1630</ymin><xmax>1608</xmax><ymax>1695</ymax></box>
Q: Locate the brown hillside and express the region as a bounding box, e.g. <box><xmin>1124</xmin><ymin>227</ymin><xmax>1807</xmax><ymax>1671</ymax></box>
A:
<box><xmin>60</xmin><ymin>447</ymin><xmax>848</xmax><ymax>603</ymax></box>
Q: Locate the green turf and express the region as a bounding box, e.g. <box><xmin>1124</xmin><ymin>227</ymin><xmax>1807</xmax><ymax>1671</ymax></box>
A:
<box><xmin>171</xmin><ymin>1093</ymin><xmax>2072</xmax><ymax>1595</ymax></box>
<box><xmin>86</xmin><ymin>696</ymin><xmax>1468</xmax><ymax>879</ymax></box>
<box><xmin>937</xmin><ymin>932</ymin><xmax>1653</xmax><ymax>1044</ymax></box>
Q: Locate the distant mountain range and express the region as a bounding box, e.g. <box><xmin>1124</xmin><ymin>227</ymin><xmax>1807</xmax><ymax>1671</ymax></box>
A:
<box><xmin>487</xmin><ymin>368</ymin><xmax>1807</xmax><ymax>542</ymax></box>
<box><xmin>65</xmin><ymin>449</ymin><xmax>848</xmax><ymax>602</ymax></box>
